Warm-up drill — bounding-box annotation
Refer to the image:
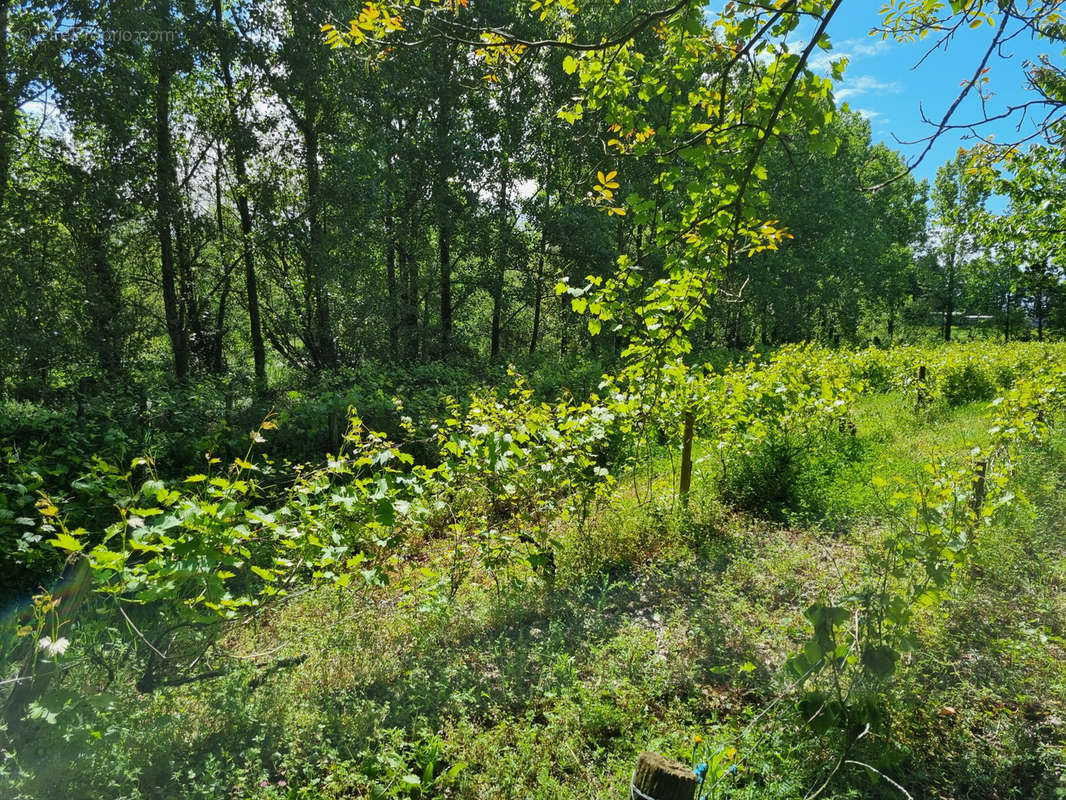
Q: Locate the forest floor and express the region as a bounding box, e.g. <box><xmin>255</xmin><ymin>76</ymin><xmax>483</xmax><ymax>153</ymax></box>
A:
<box><xmin>40</xmin><ymin>393</ymin><xmax>1060</xmax><ymax>800</ymax></box>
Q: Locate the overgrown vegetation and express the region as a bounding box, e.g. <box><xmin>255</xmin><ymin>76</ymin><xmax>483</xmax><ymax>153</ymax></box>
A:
<box><xmin>4</xmin><ymin>0</ymin><xmax>1066</xmax><ymax>797</ymax></box>
<box><xmin>4</xmin><ymin>342</ymin><xmax>1066</xmax><ymax>798</ymax></box>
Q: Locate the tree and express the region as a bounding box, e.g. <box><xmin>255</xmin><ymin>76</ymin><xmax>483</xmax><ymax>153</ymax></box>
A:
<box><xmin>926</xmin><ymin>154</ymin><xmax>987</xmax><ymax>341</ymax></box>
<box><xmin>971</xmin><ymin>143</ymin><xmax>1066</xmax><ymax>340</ymax></box>
<box><xmin>213</xmin><ymin>0</ymin><xmax>266</xmax><ymax>384</ymax></box>
<box><xmin>716</xmin><ymin>111</ymin><xmax>926</xmax><ymax>346</ymax></box>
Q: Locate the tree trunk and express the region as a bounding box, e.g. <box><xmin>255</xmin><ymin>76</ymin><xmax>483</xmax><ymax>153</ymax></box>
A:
<box><xmin>153</xmin><ymin>15</ymin><xmax>188</xmax><ymax>380</ymax></box>
<box><xmin>491</xmin><ymin>110</ymin><xmax>512</xmax><ymax>359</ymax></box>
<box><xmin>439</xmin><ymin>225</ymin><xmax>452</xmax><ymax>356</ymax></box>
<box><xmin>385</xmin><ymin>215</ymin><xmax>399</xmax><ymax>359</ymax></box>
<box><xmin>529</xmin><ymin>239</ymin><xmax>545</xmax><ymax>354</ymax></box>
<box><xmin>490</xmin><ymin>155</ymin><xmax>508</xmax><ymax>359</ymax></box>
<box><xmin>289</xmin><ymin>6</ymin><xmax>336</xmax><ymax>370</ymax></box>
<box><xmin>943</xmin><ymin>271</ymin><xmax>954</xmax><ymax>342</ymax></box>
<box><xmin>175</xmin><ymin>186</ymin><xmax>200</xmax><ymax>365</ymax></box>
<box><xmin>1036</xmin><ymin>259</ymin><xmax>1048</xmax><ymax>341</ymax></box>
<box><xmin>559</xmin><ymin>292</ymin><xmax>568</xmax><ymax>356</ymax></box>
<box><xmin>402</xmin><ymin>232</ymin><xmax>419</xmax><ymax>361</ymax></box>
<box><xmin>530</xmin><ymin>147</ymin><xmax>552</xmax><ymax>354</ymax></box>
<box><xmin>207</xmin><ymin>144</ymin><xmax>229</xmax><ymax>374</ymax></box>
<box><xmin>1004</xmin><ymin>283</ymin><xmax>1012</xmax><ymax>342</ymax></box>
<box><xmin>0</xmin><ymin>0</ymin><xmax>13</xmax><ymax>214</ymax></box>
<box><xmin>433</xmin><ymin>45</ymin><xmax>456</xmax><ymax>357</ymax></box>
<box><xmin>215</xmin><ymin>0</ymin><xmax>265</xmax><ymax>385</ymax></box>
<box><xmin>87</xmin><ymin>227</ymin><xmax>123</xmax><ymax>377</ymax></box>
<box><xmin>211</xmin><ymin>271</ymin><xmax>231</xmax><ymax>374</ymax></box>
<box><xmin>303</xmin><ymin>117</ymin><xmax>335</xmax><ymax>368</ymax></box>
<box><xmin>679</xmin><ymin>410</ymin><xmax>694</xmax><ymax>507</ymax></box>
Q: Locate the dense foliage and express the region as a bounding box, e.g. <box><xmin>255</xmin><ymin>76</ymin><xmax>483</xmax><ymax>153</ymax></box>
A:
<box><xmin>4</xmin><ymin>0</ymin><xmax>1066</xmax><ymax>797</ymax></box>
<box><xmin>4</xmin><ymin>340</ymin><xmax>1066</xmax><ymax>797</ymax></box>
<box><xmin>2</xmin><ymin>0</ymin><xmax>1065</xmax><ymax>400</ymax></box>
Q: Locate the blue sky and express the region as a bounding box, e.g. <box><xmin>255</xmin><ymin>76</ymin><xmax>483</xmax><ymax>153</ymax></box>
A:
<box><xmin>814</xmin><ymin>6</ymin><xmax>1063</xmax><ymax>187</ymax></box>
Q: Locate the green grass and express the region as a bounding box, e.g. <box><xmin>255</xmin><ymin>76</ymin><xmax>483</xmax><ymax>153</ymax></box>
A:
<box><xmin>4</xmin><ymin>392</ymin><xmax>1066</xmax><ymax>799</ymax></box>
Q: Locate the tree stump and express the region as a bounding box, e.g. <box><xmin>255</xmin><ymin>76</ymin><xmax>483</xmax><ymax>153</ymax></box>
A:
<box><xmin>630</xmin><ymin>752</ymin><xmax>697</xmax><ymax>800</ymax></box>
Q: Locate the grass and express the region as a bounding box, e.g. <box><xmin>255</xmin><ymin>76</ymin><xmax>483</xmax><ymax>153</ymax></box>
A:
<box><xmin>4</xmin><ymin>391</ymin><xmax>1066</xmax><ymax>799</ymax></box>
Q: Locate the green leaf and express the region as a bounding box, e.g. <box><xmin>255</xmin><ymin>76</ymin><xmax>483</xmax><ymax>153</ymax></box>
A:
<box><xmin>250</xmin><ymin>565</ymin><xmax>276</xmax><ymax>582</ymax></box>
<box><xmin>861</xmin><ymin>645</ymin><xmax>898</xmax><ymax>679</ymax></box>
<box><xmin>48</xmin><ymin>532</ymin><xmax>83</xmax><ymax>553</ymax></box>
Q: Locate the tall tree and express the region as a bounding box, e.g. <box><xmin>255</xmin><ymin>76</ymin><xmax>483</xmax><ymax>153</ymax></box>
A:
<box><xmin>214</xmin><ymin>0</ymin><xmax>266</xmax><ymax>384</ymax></box>
<box><xmin>927</xmin><ymin>154</ymin><xmax>987</xmax><ymax>342</ymax></box>
<box><xmin>972</xmin><ymin>143</ymin><xmax>1066</xmax><ymax>340</ymax></box>
<box><xmin>153</xmin><ymin>0</ymin><xmax>190</xmax><ymax>378</ymax></box>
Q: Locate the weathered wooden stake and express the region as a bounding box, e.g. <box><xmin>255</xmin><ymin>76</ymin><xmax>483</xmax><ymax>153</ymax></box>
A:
<box><xmin>679</xmin><ymin>410</ymin><xmax>695</xmax><ymax>506</ymax></box>
<box><xmin>970</xmin><ymin>459</ymin><xmax>988</xmax><ymax>513</ymax></box>
<box><xmin>631</xmin><ymin>752</ymin><xmax>697</xmax><ymax>800</ymax></box>
<box><xmin>916</xmin><ymin>365</ymin><xmax>928</xmax><ymax>410</ymax></box>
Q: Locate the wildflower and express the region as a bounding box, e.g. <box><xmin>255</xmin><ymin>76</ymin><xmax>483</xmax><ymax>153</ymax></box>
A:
<box><xmin>693</xmin><ymin>762</ymin><xmax>708</xmax><ymax>781</ymax></box>
<box><xmin>37</xmin><ymin>636</ymin><xmax>70</xmax><ymax>657</ymax></box>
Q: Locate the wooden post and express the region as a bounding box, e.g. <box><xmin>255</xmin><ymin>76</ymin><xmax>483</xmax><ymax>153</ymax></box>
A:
<box><xmin>970</xmin><ymin>459</ymin><xmax>988</xmax><ymax>513</ymax></box>
<box><xmin>679</xmin><ymin>410</ymin><xmax>695</xmax><ymax>507</ymax></box>
<box><xmin>916</xmin><ymin>365</ymin><xmax>928</xmax><ymax>410</ymax></box>
<box><xmin>631</xmin><ymin>752</ymin><xmax>697</xmax><ymax>800</ymax></box>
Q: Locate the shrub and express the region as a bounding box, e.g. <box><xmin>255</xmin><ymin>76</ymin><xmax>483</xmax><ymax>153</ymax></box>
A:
<box><xmin>718</xmin><ymin>433</ymin><xmax>799</xmax><ymax>518</ymax></box>
<box><xmin>940</xmin><ymin>362</ymin><xmax>996</xmax><ymax>407</ymax></box>
<box><xmin>718</xmin><ymin>429</ymin><xmax>864</xmax><ymax>523</ymax></box>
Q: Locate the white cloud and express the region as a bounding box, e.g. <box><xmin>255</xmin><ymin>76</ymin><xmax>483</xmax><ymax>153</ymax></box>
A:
<box><xmin>807</xmin><ymin>35</ymin><xmax>892</xmax><ymax>76</ymax></box>
<box><xmin>807</xmin><ymin>51</ymin><xmax>841</xmax><ymax>73</ymax></box>
<box><xmin>834</xmin><ymin>75</ymin><xmax>903</xmax><ymax>101</ymax></box>
<box><xmin>837</xmin><ymin>37</ymin><xmax>892</xmax><ymax>59</ymax></box>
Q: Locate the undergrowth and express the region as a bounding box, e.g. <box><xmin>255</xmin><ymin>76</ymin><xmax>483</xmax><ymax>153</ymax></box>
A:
<box><xmin>2</xmin><ymin>343</ymin><xmax>1066</xmax><ymax>799</ymax></box>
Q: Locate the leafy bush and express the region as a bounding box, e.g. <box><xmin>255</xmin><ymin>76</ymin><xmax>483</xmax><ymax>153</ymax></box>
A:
<box><xmin>718</xmin><ymin>433</ymin><xmax>799</xmax><ymax>517</ymax></box>
<box><xmin>940</xmin><ymin>362</ymin><xmax>996</xmax><ymax>407</ymax></box>
<box><xmin>718</xmin><ymin>429</ymin><xmax>863</xmax><ymax>522</ymax></box>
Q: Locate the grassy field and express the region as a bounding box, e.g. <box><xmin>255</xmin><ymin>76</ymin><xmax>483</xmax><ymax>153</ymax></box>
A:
<box><xmin>8</xmin><ymin>380</ymin><xmax>1063</xmax><ymax>800</ymax></box>
<box><xmin>2</xmin><ymin>345</ymin><xmax>1066</xmax><ymax>800</ymax></box>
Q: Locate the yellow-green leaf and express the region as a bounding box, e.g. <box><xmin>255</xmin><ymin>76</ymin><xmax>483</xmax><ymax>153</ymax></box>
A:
<box><xmin>48</xmin><ymin>532</ymin><xmax>83</xmax><ymax>552</ymax></box>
